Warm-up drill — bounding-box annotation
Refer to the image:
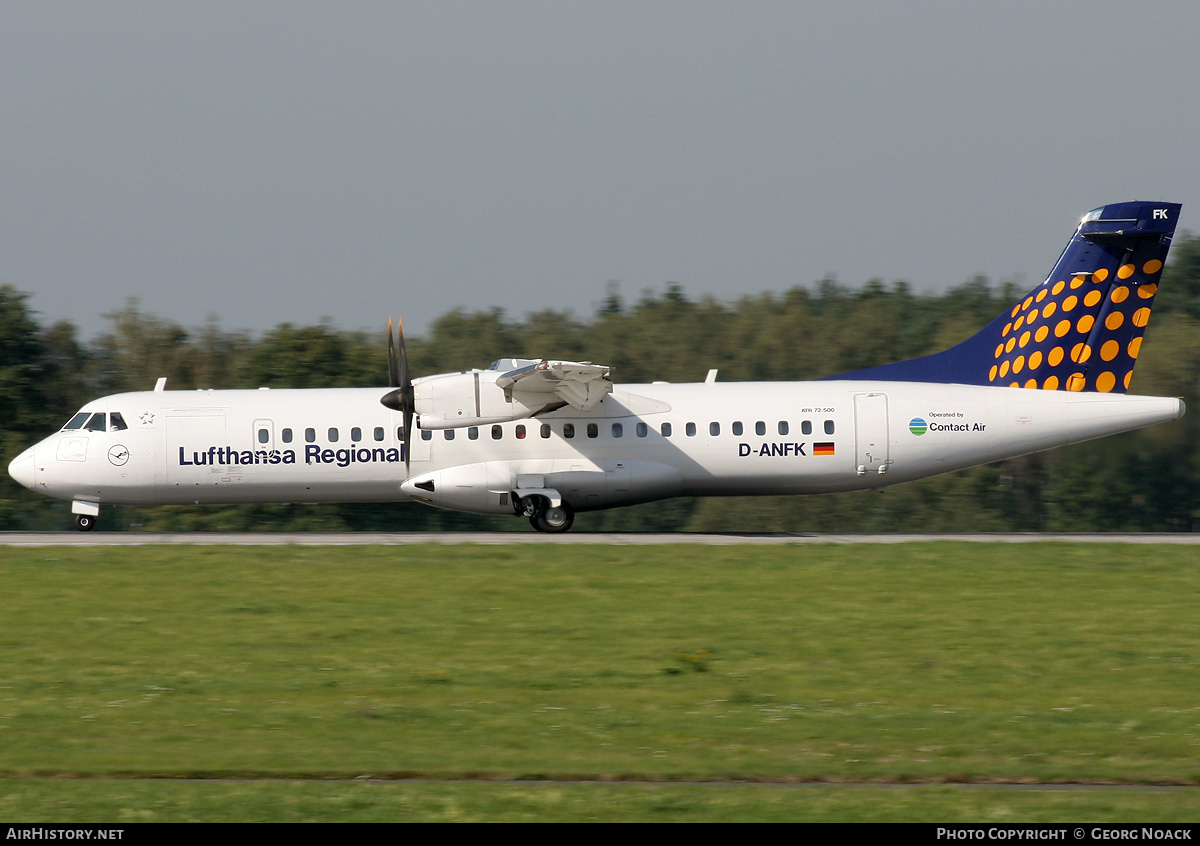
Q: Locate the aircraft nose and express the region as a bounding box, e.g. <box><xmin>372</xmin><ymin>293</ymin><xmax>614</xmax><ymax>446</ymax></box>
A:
<box><xmin>8</xmin><ymin>447</ymin><xmax>37</xmax><ymax>491</ymax></box>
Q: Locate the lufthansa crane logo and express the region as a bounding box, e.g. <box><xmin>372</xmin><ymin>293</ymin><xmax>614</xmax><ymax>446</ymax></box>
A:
<box><xmin>108</xmin><ymin>445</ymin><xmax>130</xmax><ymax>466</ymax></box>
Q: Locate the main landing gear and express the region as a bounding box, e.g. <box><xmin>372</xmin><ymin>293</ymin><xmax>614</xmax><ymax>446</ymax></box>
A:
<box><xmin>74</xmin><ymin>514</ymin><xmax>96</xmax><ymax>532</ymax></box>
<box><xmin>518</xmin><ymin>495</ymin><xmax>575</xmax><ymax>533</ymax></box>
<box><xmin>531</xmin><ymin>503</ymin><xmax>574</xmax><ymax>533</ymax></box>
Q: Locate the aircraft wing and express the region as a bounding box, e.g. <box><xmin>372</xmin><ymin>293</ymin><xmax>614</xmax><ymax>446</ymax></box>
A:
<box><xmin>494</xmin><ymin>360</ymin><xmax>612</xmax><ymax>411</ymax></box>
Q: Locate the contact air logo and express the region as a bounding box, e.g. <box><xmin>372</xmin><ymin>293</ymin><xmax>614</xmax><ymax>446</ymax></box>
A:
<box><xmin>909</xmin><ymin>418</ymin><xmax>928</xmax><ymax>436</ymax></box>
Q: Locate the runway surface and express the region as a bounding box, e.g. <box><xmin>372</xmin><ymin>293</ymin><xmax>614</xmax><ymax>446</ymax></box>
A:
<box><xmin>3</xmin><ymin>531</ymin><xmax>1199</xmax><ymax>546</ymax></box>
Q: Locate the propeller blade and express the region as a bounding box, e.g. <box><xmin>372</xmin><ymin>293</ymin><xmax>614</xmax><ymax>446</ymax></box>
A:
<box><xmin>387</xmin><ymin>317</ymin><xmax>399</xmax><ymax>388</ymax></box>
<box><xmin>380</xmin><ymin>316</ymin><xmax>416</xmax><ymax>473</ymax></box>
<box><xmin>396</xmin><ymin>316</ymin><xmax>409</xmax><ymax>394</ymax></box>
<box><xmin>397</xmin><ymin>316</ymin><xmax>413</xmax><ymax>473</ymax></box>
<box><xmin>403</xmin><ymin>406</ymin><xmax>413</xmax><ymax>474</ymax></box>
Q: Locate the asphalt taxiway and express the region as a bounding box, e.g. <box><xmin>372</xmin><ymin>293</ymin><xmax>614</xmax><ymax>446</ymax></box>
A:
<box><xmin>3</xmin><ymin>532</ymin><xmax>1199</xmax><ymax>546</ymax></box>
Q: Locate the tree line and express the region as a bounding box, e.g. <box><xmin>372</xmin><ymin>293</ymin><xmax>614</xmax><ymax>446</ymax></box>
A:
<box><xmin>4</xmin><ymin>234</ymin><xmax>1200</xmax><ymax>532</ymax></box>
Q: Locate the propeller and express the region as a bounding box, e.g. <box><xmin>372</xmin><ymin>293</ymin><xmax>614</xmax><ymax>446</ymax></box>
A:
<box><xmin>381</xmin><ymin>316</ymin><xmax>415</xmax><ymax>472</ymax></box>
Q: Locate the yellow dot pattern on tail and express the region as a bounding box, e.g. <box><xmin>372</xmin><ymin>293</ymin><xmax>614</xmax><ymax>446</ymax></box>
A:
<box><xmin>989</xmin><ymin>258</ymin><xmax>1164</xmax><ymax>392</ymax></box>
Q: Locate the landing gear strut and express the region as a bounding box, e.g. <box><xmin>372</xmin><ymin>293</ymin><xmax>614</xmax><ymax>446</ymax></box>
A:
<box><xmin>531</xmin><ymin>503</ymin><xmax>574</xmax><ymax>533</ymax></box>
<box><xmin>519</xmin><ymin>495</ymin><xmax>575</xmax><ymax>533</ymax></box>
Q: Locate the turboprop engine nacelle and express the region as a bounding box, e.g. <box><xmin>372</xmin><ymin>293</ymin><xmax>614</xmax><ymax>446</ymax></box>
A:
<box><xmin>413</xmin><ymin>370</ymin><xmax>551</xmax><ymax>429</ymax></box>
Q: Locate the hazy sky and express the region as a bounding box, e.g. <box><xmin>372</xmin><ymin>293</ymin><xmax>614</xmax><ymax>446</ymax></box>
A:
<box><xmin>4</xmin><ymin>1</ymin><xmax>1199</xmax><ymax>342</ymax></box>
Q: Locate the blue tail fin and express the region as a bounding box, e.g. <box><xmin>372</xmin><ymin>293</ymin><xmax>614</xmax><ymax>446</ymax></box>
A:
<box><xmin>828</xmin><ymin>201</ymin><xmax>1181</xmax><ymax>393</ymax></box>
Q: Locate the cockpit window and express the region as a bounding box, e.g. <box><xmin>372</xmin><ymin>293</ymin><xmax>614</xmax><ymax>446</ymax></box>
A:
<box><xmin>84</xmin><ymin>413</ymin><xmax>107</xmax><ymax>432</ymax></box>
<box><xmin>110</xmin><ymin>412</ymin><xmax>129</xmax><ymax>431</ymax></box>
<box><xmin>62</xmin><ymin>412</ymin><xmax>90</xmax><ymax>430</ymax></box>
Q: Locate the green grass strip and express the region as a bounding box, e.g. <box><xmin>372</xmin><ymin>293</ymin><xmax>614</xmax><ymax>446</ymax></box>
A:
<box><xmin>1</xmin><ymin>544</ymin><xmax>1197</xmax><ymax>800</ymax></box>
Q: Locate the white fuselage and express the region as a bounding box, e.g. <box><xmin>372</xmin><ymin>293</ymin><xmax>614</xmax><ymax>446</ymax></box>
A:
<box><xmin>7</xmin><ymin>379</ymin><xmax>1184</xmax><ymax>519</ymax></box>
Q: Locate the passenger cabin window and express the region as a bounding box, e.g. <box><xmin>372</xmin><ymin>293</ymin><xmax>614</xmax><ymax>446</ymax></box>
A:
<box><xmin>516</xmin><ymin>424</ymin><xmax>526</xmax><ymax>439</ymax></box>
<box><xmin>563</xmin><ymin>424</ymin><xmax>575</xmax><ymax>439</ymax></box>
<box><xmin>540</xmin><ymin>424</ymin><xmax>551</xmax><ymax>439</ymax></box>
<box><xmin>755</xmin><ymin>421</ymin><xmax>766</xmax><ymax>436</ymax></box>
<box><xmin>824</xmin><ymin>420</ymin><xmax>835</xmax><ymax>434</ymax></box>
<box><xmin>491</xmin><ymin>425</ymin><xmax>502</xmax><ymax>440</ymax></box>
<box><xmin>709</xmin><ymin>422</ymin><xmax>720</xmax><ymax>436</ymax></box>
<box><xmin>328</xmin><ymin>428</ymin><xmax>339</xmax><ymax>442</ymax></box>
<box><xmin>85</xmin><ymin>413</ymin><xmax>107</xmax><ymax>432</ymax></box>
<box><xmin>801</xmin><ymin>421</ymin><xmax>812</xmax><ymax>435</ymax></box>
<box><xmin>587</xmin><ymin>423</ymin><xmax>598</xmax><ymax>438</ymax></box>
<box><xmin>612</xmin><ymin>423</ymin><xmax>623</xmax><ymax>438</ymax></box>
<box><xmin>661</xmin><ymin>422</ymin><xmax>672</xmax><ymax>437</ymax></box>
<box><xmin>306</xmin><ymin>428</ymin><xmax>316</xmax><ymax>443</ymax></box>
<box><xmin>257</xmin><ymin>428</ymin><xmax>270</xmax><ymax>444</ymax></box>
<box><xmin>444</xmin><ymin>429</ymin><xmax>455</xmax><ymax>440</ymax></box>
<box><xmin>373</xmin><ymin>427</ymin><xmax>384</xmax><ymax>442</ymax></box>
<box><xmin>351</xmin><ymin>427</ymin><xmax>362</xmax><ymax>442</ymax></box>
<box><xmin>685</xmin><ymin>422</ymin><xmax>697</xmax><ymax>437</ymax></box>
<box><xmin>282</xmin><ymin>428</ymin><xmax>294</xmax><ymax>443</ymax></box>
<box><xmin>63</xmin><ymin>412</ymin><xmax>90</xmax><ymax>430</ymax></box>
<box><xmin>778</xmin><ymin>421</ymin><xmax>789</xmax><ymax>436</ymax></box>
<box><xmin>110</xmin><ymin>412</ymin><xmax>129</xmax><ymax>431</ymax></box>
<box><xmin>421</xmin><ymin>429</ymin><xmax>432</xmax><ymax>441</ymax></box>
<box><xmin>732</xmin><ymin>421</ymin><xmax>743</xmax><ymax>436</ymax></box>
<box><xmin>468</xmin><ymin>427</ymin><xmax>479</xmax><ymax>440</ymax></box>
<box><xmin>636</xmin><ymin>422</ymin><xmax>648</xmax><ymax>437</ymax></box>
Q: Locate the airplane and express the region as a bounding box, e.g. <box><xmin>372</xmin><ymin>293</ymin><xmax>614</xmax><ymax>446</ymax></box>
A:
<box><xmin>6</xmin><ymin>200</ymin><xmax>1186</xmax><ymax>533</ymax></box>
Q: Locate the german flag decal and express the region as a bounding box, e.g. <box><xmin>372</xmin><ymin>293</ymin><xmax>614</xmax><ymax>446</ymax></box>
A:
<box><xmin>813</xmin><ymin>442</ymin><xmax>835</xmax><ymax>456</ymax></box>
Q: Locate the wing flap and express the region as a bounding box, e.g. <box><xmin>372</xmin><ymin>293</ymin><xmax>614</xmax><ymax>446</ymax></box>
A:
<box><xmin>496</xmin><ymin>360</ymin><xmax>613</xmax><ymax>411</ymax></box>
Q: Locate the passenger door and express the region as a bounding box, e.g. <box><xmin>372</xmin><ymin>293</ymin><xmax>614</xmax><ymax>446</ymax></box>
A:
<box><xmin>854</xmin><ymin>392</ymin><xmax>889</xmax><ymax>475</ymax></box>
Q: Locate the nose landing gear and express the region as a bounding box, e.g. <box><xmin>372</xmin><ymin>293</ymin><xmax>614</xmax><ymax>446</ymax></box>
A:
<box><xmin>72</xmin><ymin>501</ymin><xmax>99</xmax><ymax>532</ymax></box>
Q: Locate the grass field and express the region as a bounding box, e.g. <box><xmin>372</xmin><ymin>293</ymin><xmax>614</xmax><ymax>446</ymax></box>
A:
<box><xmin>1</xmin><ymin>542</ymin><xmax>1198</xmax><ymax>821</ymax></box>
